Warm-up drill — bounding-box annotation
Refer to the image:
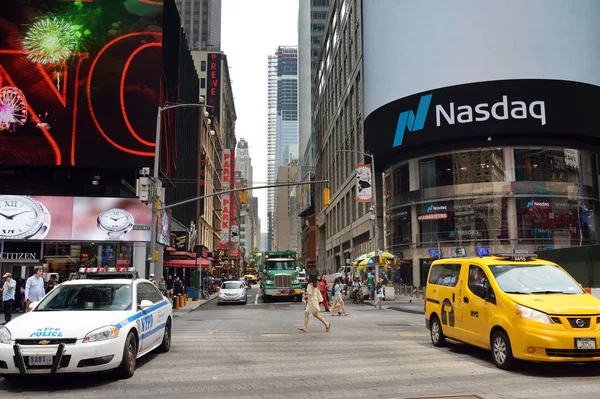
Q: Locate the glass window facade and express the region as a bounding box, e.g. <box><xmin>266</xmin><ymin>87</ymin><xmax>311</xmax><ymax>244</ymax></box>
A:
<box><xmin>387</xmin><ymin>147</ymin><xmax>600</xmax><ymax>260</ymax></box>
<box><xmin>44</xmin><ymin>242</ymin><xmax>133</xmax><ymax>281</ymax></box>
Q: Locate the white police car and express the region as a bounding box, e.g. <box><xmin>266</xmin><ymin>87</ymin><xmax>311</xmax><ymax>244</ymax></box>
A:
<box><xmin>0</xmin><ymin>268</ymin><xmax>172</xmax><ymax>379</ymax></box>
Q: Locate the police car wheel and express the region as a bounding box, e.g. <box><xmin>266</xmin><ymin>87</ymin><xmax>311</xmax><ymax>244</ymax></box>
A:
<box><xmin>115</xmin><ymin>332</ymin><xmax>137</xmax><ymax>379</ymax></box>
<box><xmin>491</xmin><ymin>331</ymin><xmax>516</xmax><ymax>370</ymax></box>
<box><xmin>430</xmin><ymin>316</ymin><xmax>446</xmax><ymax>347</ymax></box>
<box><xmin>156</xmin><ymin>319</ymin><xmax>171</xmax><ymax>353</ymax></box>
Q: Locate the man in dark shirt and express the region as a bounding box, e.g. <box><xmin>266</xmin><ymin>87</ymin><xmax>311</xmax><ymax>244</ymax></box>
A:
<box><xmin>166</xmin><ymin>275</ymin><xmax>174</xmax><ymax>298</ymax></box>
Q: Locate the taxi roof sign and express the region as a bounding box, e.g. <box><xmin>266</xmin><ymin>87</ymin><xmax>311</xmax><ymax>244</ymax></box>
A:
<box><xmin>492</xmin><ymin>253</ymin><xmax>538</xmax><ymax>261</ymax></box>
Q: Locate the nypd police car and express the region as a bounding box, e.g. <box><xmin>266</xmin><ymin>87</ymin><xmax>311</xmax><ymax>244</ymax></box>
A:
<box><xmin>0</xmin><ymin>268</ymin><xmax>172</xmax><ymax>379</ymax></box>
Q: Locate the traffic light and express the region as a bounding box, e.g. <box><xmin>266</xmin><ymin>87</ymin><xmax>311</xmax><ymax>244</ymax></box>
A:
<box><xmin>240</xmin><ymin>189</ymin><xmax>248</xmax><ymax>205</ymax></box>
<box><xmin>323</xmin><ymin>187</ymin><xmax>330</xmax><ymax>206</ymax></box>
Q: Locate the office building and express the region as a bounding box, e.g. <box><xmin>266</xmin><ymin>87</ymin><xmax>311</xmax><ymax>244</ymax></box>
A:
<box><xmin>297</xmin><ymin>0</ymin><xmax>330</xmax><ymax>271</ymax></box>
<box><xmin>266</xmin><ymin>46</ymin><xmax>299</xmax><ymax>251</ymax></box>
<box><xmin>314</xmin><ymin>0</ymin><xmax>600</xmax><ymax>285</ymax></box>
<box><xmin>175</xmin><ymin>0</ymin><xmax>222</xmax><ymax>51</ymax></box>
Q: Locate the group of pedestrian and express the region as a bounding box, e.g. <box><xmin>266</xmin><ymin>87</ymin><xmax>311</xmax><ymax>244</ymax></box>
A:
<box><xmin>149</xmin><ymin>274</ymin><xmax>184</xmax><ymax>298</ymax></box>
<box><xmin>1</xmin><ymin>266</ymin><xmax>47</xmax><ymax>324</ymax></box>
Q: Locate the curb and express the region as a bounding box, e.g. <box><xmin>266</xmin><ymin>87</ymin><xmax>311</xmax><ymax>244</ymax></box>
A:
<box><xmin>388</xmin><ymin>306</ymin><xmax>425</xmax><ymax>315</ymax></box>
<box><xmin>189</xmin><ymin>295</ymin><xmax>217</xmax><ymax>312</ymax></box>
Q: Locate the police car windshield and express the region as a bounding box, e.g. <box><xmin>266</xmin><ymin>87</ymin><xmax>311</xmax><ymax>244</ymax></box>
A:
<box><xmin>35</xmin><ymin>284</ymin><xmax>133</xmax><ymax>311</ymax></box>
<box><xmin>489</xmin><ymin>264</ymin><xmax>584</xmax><ymax>295</ymax></box>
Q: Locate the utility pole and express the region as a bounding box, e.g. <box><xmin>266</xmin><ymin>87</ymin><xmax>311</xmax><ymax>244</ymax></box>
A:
<box><xmin>148</xmin><ymin>100</ymin><xmax>213</xmax><ymax>279</ymax></box>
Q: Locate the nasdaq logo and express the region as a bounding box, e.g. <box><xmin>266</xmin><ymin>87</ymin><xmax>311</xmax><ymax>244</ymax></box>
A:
<box><xmin>427</xmin><ymin>204</ymin><xmax>447</xmax><ymax>212</ymax></box>
<box><xmin>393</xmin><ymin>94</ymin><xmax>433</xmax><ymax>147</ymax></box>
<box><xmin>527</xmin><ymin>200</ymin><xmax>550</xmax><ymax>208</ymax></box>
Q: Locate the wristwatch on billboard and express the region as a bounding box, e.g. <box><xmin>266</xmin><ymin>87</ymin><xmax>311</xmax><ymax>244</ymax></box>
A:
<box><xmin>0</xmin><ymin>195</ymin><xmax>51</xmax><ymax>240</ymax></box>
<box><xmin>97</xmin><ymin>208</ymin><xmax>134</xmax><ymax>239</ymax></box>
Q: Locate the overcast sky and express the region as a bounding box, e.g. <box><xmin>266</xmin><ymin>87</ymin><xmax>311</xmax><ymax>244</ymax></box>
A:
<box><xmin>222</xmin><ymin>0</ymin><xmax>299</xmax><ymax>234</ymax></box>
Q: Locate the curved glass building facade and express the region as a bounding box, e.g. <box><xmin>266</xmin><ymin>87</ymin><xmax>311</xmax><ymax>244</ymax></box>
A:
<box><xmin>384</xmin><ymin>147</ymin><xmax>599</xmax><ymax>285</ymax></box>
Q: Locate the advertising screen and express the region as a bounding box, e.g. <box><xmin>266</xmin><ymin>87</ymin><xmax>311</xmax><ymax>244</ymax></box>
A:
<box><xmin>362</xmin><ymin>1</ymin><xmax>600</xmax><ymax>163</ymax></box>
<box><xmin>0</xmin><ymin>195</ymin><xmax>151</xmax><ymax>241</ymax></box>
<box><xmin>0</xmin><ymin>0</ymin><xmax>164</xmax><ymax>167</ymax></box>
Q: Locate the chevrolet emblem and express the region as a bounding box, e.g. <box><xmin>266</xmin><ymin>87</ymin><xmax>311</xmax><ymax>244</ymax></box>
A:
<box><xmin>38</xmin><ymin>340</ymin><xmax>50</xmax><ymax>345</ymax></box>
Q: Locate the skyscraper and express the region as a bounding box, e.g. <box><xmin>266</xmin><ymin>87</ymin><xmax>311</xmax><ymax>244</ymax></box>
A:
<box><xmin>297</xmin><ymin>0</ymin><xmax>329</xmax><ymax>271</ymax></box>
<box><xmin>175</xmin><ymin>0</ymin><xmax>222</xmax><ymax>51</ymax></box>
<box><xmin>266</xmin><ymin>46</ymin><xmax>298</xmax><ymax>251</ymax></box>
<box><xmin>236</xmin><ymin>138</ymin><xmax>255</xmax><ymax>258</ymax></box>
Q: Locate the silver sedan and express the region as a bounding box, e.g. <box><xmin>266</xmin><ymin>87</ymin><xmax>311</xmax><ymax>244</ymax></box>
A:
<box><xmin>217</xmin><ymin>281</ymin><xmax>249</xmax><ymax>305</ymax></box>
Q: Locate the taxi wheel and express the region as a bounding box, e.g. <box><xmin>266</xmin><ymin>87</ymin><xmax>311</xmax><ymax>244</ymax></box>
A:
<box><xmin>491</xmin><ymin>331</ymin><xmax>515</xmax><ymax>370</ymax></box>
<box><xmin>157</xmin><ymin>319</ymin><xmax>171</xmax><ymax>353</ymax></box>
<box><xmin>115</xmin><ymin>332</ymin><xmax>137</xmax><ymax>379</ymax></box>
<box><xmin>430</xmin><ymin>316</ymin><xmax>446</xmax><ymax>347</ymax></box>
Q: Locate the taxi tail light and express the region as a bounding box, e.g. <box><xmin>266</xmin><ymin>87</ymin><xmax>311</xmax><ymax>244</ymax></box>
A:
<box><xmin>424</xmin><ymin>298</ymin><xmax>427</xmax><ymax>313</ymax></box>
<box><xmin>583</xmin><ymin>287</ymin><xmax>592</xmax><ymax>294</ymax></box>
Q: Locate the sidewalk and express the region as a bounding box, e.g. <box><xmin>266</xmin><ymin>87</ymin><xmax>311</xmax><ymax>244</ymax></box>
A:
<box><xmin>171</xmin><ymin>294</ymin><xmax>217</xmax><ymax>316</ymax></box>
<box><xmin>362</xmin><ymin>294</ymin><xmax>425</xmax><ymax>315</ymax></box>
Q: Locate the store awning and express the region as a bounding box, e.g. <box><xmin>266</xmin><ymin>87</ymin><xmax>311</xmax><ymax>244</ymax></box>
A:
<box><xmin>163</xmin><ymin>259</ymin><xmax>210</xmax><ymax>269</ymax></box>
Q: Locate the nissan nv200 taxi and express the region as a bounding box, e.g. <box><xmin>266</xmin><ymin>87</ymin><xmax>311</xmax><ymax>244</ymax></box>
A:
<box><xmin>425</xmin><ymin>253</ymin><xmax>600</xmax><ymax>369</ymax></box>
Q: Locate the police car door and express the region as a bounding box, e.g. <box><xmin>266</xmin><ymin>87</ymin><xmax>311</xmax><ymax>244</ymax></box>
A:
<box><xmin>136</xmin><ymin>282</ymin><xmax>163</xmax><ymax>351</ymax></box>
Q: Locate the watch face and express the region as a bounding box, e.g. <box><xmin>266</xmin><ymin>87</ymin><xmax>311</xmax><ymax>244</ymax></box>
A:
<box><xmin>0</xmin><ymin>195</ymin><xmax>45</xmax><ymax>239</ymax></box>
<box><xmin>98</xmin><ymin>209</ymin><xmax>134</xmax><ymax>232</ymax></box>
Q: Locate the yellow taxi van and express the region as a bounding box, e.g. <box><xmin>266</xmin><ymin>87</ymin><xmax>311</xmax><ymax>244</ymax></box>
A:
<box><xmin>424</xmin><ymin>253</ymin><xmax>600</xmax><ymax>369</ymax></box>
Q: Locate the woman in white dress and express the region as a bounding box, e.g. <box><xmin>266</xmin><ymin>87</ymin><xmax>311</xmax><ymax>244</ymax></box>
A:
<box><xmin>298</xmin><ymin>274</ymin><xmax>330</xmax><ymax>332</ymax></box>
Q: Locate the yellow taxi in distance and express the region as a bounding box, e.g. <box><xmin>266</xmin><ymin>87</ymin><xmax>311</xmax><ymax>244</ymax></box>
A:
<box><xmin>424</xmin><ymin>253</ymin><xmax>600</xmax><ymax>369</ymax></box>
<box><xmin>243</xmin><ymin>274</ymin><xmax>257</xmax><ymax>284</ymax></box>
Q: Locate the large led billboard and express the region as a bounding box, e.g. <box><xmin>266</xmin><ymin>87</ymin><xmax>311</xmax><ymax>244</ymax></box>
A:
<box><xmin>362</xmin><ymin>0</ymin><xmax>600</xmax><ymax>164</ymax></box>
<box><xmin>0</xmin><ymin>0</ymin><xmax>164</xmax><ymax>167</ymax></box>
<box><xmin>0</xmin><ymin>195</ymin><xmax>152</xmax><ymax>241</ymax></box>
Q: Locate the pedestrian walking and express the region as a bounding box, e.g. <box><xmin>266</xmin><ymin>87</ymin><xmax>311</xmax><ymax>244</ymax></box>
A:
<box><xmin>25</xmin><ymin>266</ymin><xmax>45</xmax><ymax>312</ymax></box>
<box><xmin>166</xmin><ymin>275</ymin><xmax>174</xmax><ymax>297</ymax></box>
<box><xmin>173</xmin><ymin>276</ymin><xmax>184</xmax><ymax>296</ymax></box>
<box><xmin>367</xmin><ymin>271</ymin><xmax>375</xmax><ymax>300</ymax></box>
<box><xmin>318</xmin><ymin>276</ymin><xmax>329</xmax><ymax>312</ymax></box>
<box><xmin>1</xmin><ymin>273</ymin><xmax>16</xmax><ymax>323</ymax></box>
<box><xmin>297</xmin><ymin>274</ymin><xmax>330</xmax><ymax>333</ymax></box>
<box><xmin>329</xmin><ymin>277</ymin><xmax>349</xmax><ymax>316</ymax></box>
<box><xmin>373</xmin><ymin>278</ymin><xmax>384</xmax><ymax>309</ymax></box>
<box><xmin>158</xmin><ymin>276</ymin><xmax>166</xmax><ymax>295</ymax></box>
<box><xmin>149</xmin><ymin>273</ymin><xmax>158</xmax><ymax>288</ymax></box>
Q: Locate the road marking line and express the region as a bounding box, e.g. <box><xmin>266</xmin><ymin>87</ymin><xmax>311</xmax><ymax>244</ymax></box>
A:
<box><xmin>255</xmin><ymin>294</ymin><xmax>259</xmax><ymax>305</ymax></box>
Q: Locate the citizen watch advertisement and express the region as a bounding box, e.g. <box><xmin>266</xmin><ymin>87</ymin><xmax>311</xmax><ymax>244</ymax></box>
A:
<box><xmin>0</xmin><ymin>195</ymin><xmax>151</xmax><ymax>241</ymax></box>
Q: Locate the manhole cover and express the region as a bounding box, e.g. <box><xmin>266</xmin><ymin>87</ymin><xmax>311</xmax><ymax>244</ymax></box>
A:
<box><xmin>406</xmin><ymin>396</ymin><xmax>482</xmax><ymax>399</ymax></box>
<box><xmin>376</xmin><ymin>323</ymin><xmax>410</xmax><ymax>327</ymax></box>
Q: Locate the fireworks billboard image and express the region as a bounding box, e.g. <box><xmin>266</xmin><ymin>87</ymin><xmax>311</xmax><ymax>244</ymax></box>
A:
<box><xmin>0</xmin><ymin>0</ymin><xmax>164</xmax><ymax>167</ymax></box>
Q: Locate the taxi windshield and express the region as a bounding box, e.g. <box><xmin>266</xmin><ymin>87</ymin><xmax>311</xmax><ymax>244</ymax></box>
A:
<box><xmin>489</xmin><ymin>264</ymin><xmax>584</xmax><ymax>295</ymax></box>
<box><xmin>35</xmin><ymin>284</ymin><xmax>133</xmax><ymax>311</ymax></box>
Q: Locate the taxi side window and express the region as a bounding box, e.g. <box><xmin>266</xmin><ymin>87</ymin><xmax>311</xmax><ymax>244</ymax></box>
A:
<box><xmin>468</xmin><ymin>265</ymin><xmax>496</xmax><ymax>303</ymax></box>
<box><xmin>428</xmin><ymin>264</ymin><xmax>461</xmax><ymax>287</ymax></box>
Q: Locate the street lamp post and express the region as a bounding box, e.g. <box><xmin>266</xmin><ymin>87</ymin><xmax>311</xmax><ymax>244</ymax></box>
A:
<box><xmin>337</xmin><ymin>149</ymin><xmax>380</xmax><ymax>280</ymax></box>
<box><xmin>149</xmin><ymin>99</ymin><xmax>214</xmax><ymax>279</ymax></box>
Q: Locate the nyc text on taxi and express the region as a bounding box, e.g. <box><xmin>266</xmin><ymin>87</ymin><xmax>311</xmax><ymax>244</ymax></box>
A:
<box><xmin>424</xmin><ymin>254</ymin><xmax>600</xmax><ymax>369</ymax></box>
<box><xmin>0</xmin><ymin>268</ymin><xmax>172</xmax><ymax>378</ymax></box>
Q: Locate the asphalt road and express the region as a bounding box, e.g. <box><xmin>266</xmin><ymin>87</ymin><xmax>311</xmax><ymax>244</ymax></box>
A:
<box><xmin>2</xmin><ymin>286</ymin><xmax>600</xmax><ymax>398</ymax></box>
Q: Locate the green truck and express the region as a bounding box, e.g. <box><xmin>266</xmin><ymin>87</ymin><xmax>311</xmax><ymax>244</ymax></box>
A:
<box><xmin>259</xmin><ymin>250</ymin><xmax>304</xmax><ymax>302</ymax></box>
